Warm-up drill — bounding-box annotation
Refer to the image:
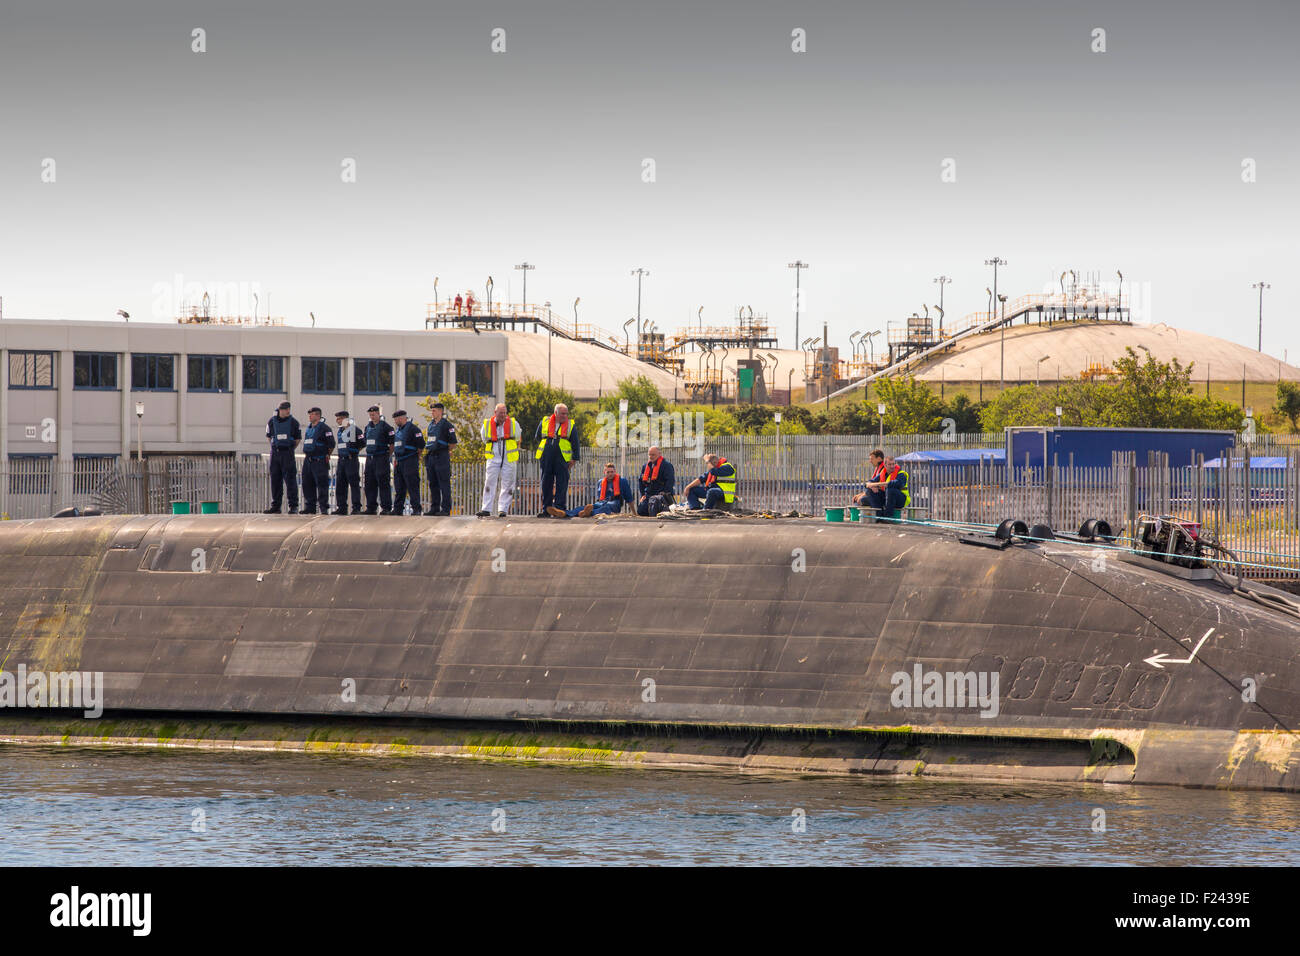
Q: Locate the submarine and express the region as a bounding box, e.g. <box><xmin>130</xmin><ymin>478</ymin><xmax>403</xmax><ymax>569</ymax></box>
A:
<box><xmin>1</xmin><ymin>511</ymin><xmax>1297</xmax><ymax>791</ymax></box>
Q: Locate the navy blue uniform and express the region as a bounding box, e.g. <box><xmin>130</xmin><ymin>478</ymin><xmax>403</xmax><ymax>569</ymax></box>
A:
<box><xmin>333</xmin><ymin>420</ymin><xmax>365</xmax><ymax>513</ymax></box>
<box><xmin>535</xmin><ymin>418</ymin><xmax>580</xmax><ymax>512</ymax></box>
<box><xmin>391</xmin><ymin>421</ymin><xmax>426</xmax><ymax>515</ymax></box>
<box><xmin>636</xmin><ymin>457</ymin><xmax>676</xmax><ymax>516</ymax></box>
<box><xmin>300</xmin><ymin>420</ymin><xmax>335</xmax><ymax>513</ymax></box>
<box><xmin>265</xmin><ymin>413</ymin><xmax>302</xmax><ymax>511</ymax></box>
<box><xmin>424</xmin><ymin>417</ymin><xmax>458</xmax><ymax>515</ymax></box>
<box><xmin>363</xmin><ymin>419</ymin><xmax>396</xmax><ymax>513</ymax></box>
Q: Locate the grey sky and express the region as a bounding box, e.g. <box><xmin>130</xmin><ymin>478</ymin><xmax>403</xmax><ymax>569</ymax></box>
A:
<box><xmin>1</xmin><ymin>0</ymin><xmax>1295</xmax><ymax>363</ymax></box>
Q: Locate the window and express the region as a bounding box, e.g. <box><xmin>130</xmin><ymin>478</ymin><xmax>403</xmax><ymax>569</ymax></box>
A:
<box><xmin>9</xmin><ymin>351</ymin><xmax>55</xmax><ymax>389</ymax></box>
<box><xmin>455</xmin><ymin>360</ymin><xmax>494</xmax><ymax>396</ymax></box>
<box><xmin>188</xmin><ymin>355</ymin><xmax>230</xmax><ymax>392</ymax></box>
<box><xmin>243</xmin><ymin>356</ymin><xmax>284</xmax><ymax>392</ymax></box>
<box><xmin>406</xmin><ymin>360</ymin><xmax>445</xmax><ymax>397</ymax></box>
<box><xmin>354</xmin><ymin>359</ymin><xmax>394</xmax><ymax>394</ymax></box>
<box><xmin>73</xmin><ymin>454</ymin><xmax>118</xmax><ymax>494</ymax></box>
<box><xmin>301</xmin><ymin>358</ymin><xmax>342</xmax><ymax>393</ymax></box>
<box><xmin>74</xmin><ymin>352</ymin><xmax>118</xmax><ymax>389</ymax></box>
<box><xmin>131</xmin><ymin>353</ymin><xmax>175</xmax><ymax>391</ymax></box>
<box><xmin>8</xmin><ymin>454</ymin><xmax>53</xmax><ymax>495</ymax></box>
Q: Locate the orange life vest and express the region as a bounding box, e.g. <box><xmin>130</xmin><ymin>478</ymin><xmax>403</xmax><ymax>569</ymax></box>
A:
<box><xmin>642</xmin><ymin>458</ymin><xmax>663</xmax><ymax>483</ymax></box>
<box><xmin>600</xmin><ymin>474</ymin><xmax>622</xmax><ymax>500</ymax></box>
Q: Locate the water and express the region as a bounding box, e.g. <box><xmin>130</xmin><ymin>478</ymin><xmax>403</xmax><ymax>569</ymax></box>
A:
<box><xmin>2</xmin><ymin>746</ymin><xmax>1297</xmax><ymax>866</ymax></box>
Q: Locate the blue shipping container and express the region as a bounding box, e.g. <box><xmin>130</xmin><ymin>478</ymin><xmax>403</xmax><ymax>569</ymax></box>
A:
<box><xmin>1006</xmin><ymin>427</ymin><xmax>1237</xmax><ymax>470</ymax></box>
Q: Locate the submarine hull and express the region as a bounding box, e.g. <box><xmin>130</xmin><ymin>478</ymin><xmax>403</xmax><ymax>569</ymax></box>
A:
<box><xmin>1</xmin><ymin>514</ymin><xmax>1297</xmax><ymax>790</ymax></box>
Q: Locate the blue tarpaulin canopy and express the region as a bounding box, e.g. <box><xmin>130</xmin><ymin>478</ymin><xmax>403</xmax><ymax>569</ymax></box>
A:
<box><xmin>896</xmin><ymin>448</ymin><xmax>1005</xmax><ymax>465</ymax></box>
<box><xmin>1201</xmin><ymin>456</ymin><xmax>1287</xmax><ymax>469</ymax></box>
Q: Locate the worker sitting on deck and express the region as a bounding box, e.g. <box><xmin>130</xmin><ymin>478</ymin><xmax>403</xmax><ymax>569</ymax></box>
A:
<box><xmin>683</xmin><ymin>453</ymin><xmax>737</xmax><ymax>511</ymax></box>
<box><xmin>852</xmin><ymin>449</ymin><xmax>887</xmax><ymax>511</ymax></box>
<box><xmin>877</xmin><ymin>455</ymin><xmax>910</xmax><ymax>522</ymax></box>
<box><xmin>636</xmin><ymin>446</ymin><xmax>676</xmax><ymax>516</ymax></box>
<box><xmin>557</xmin><ymin>462</ymin><xmax>633</xmax><ymax>518</ymax></box>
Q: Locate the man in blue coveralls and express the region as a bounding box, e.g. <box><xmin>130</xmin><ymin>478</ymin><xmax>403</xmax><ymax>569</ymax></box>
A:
<box><xmin>682</xmin><ymin>453</ymin><xmax>738</xmax><ymax>511</ymax></box>
<box><xmin>552</xmin><ymin>461</ymin><xmax>633</xmax><ymax>518</ymax></box>
<box><xmin>534</xmin><ymin>403</ymin><xmax>579</xmax><ymax>517</ymax></box>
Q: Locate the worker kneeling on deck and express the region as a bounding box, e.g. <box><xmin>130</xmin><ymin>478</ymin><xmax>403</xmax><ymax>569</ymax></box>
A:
<box><xmin>636</xmin><ymin>446</ymin><xmax>676</xmax><ymax>516</ymax></box>
<box><xmin>852</xmin><ymin>448</ymin><xmax>887</xmax><ymax>512</ymax></box>
<box><xmin>683</xmin><ymin>453</ymin><xmax>737</xmax><ymax>511</ymax></box>
<box><xmin>554</xmin><ymin>462</ymin><xmax>632</xmax><ymax>518</ymax></box>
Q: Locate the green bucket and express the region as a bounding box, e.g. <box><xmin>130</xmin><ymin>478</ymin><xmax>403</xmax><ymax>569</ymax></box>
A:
<box><xmin>848</xmin><ymin>506</ymin><xmax>860</xmax><ymax>522</ymax></box>
<box><xmin>199</xmin><ymin>501</ymin><xmax>220</xmax><ymax>515</ymax></box>
<box><xmin>170</xmin><ymin>500</ymin><xmax>191</xmax><ymax>515</ymax></box>
<box><xmin>824</xmin><ymin>507</ymin><xmax>845</xmax><ymax>523</ymax></box>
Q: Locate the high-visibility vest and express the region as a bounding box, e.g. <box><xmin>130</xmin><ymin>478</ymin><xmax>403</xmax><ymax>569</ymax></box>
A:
<box><xmin>535</xmin><ymin>415</ymin><xmax>575</xmax><ymax>462</ymax></box>
<box><xmin>481</xmin><ymin>417</ymin><xmax>521</xmax><ymax>462</ymax></box>
<box><xmin>704</xmin><ymin>458</ymin><xmax>737</xmax><ymax>504</ymax></box>
<box><xmin>599</xmin><ymin>475</ymin><xmax>623</xmax><ymax>500</ymax></box>
<box><xmin>889</xmin><ymin>467</ymin><xmax>911</xmax><ymax>511</ymax></box>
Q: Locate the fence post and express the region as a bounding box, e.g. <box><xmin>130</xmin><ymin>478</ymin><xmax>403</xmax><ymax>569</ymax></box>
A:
<box><xmin>1047</xmin><ymin>453</ymin><xmax>1055</xmax><ymax>530</ymax></box>
<box><xmin>809</xmin><ymin>463</ymin><xmax>817</xmax><ymax>516</ymax></box>
<box><xmin>1126</xmin><ymin>460</ymin><xmax>1137</xmax><ymax>539</ymax></box>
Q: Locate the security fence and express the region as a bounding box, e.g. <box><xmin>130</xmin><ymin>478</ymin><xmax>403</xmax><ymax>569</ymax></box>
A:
<box><xmin>4</xmin><ymin>435</ymin><xmax>1300</xmax><ymax>579</ymax></box>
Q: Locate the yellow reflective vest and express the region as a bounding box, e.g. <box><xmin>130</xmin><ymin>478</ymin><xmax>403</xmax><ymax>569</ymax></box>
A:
<box><xmin>481</xmin><ymin>416</ymin><xmax>522</xmax><ymax>462</ymax></box>
<box><xmin>705</xmin><ymin>458</ymin><xmax>737</xmax><ymax>504</ymax></box>
<box><xmin>535</xmin><ymin>415</ymin><xmax>575</xmax><ymax>462</ymax></box>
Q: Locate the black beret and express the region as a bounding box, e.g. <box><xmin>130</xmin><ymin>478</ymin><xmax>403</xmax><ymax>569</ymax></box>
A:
<box><xmin>277</xmin><ymin>401</ymin><xmax>291</xmax><ymax>410</ymax></box>
<box><xmin>367</xmin><ymin>405</ymin><xmax>380</xmax><ymax>413</ymax></box>
<box><xmin>393</xmin><ymin>409</ymin><xmax>408</xmax><ymax>417</ymax></box>
<box><xmin>335</xmin><ymin>410</ymin><xmax>349</xmax><ymax>418</ymax></box>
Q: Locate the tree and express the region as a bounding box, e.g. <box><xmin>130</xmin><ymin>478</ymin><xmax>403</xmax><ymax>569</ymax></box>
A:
<box><xmin>936</xmin><ymin>394</ymin><xmax>987</xmax><ymax>433</ymax></box>
<box><xmin>597</xmin><ymin>375</ymin><xmax>666</xmax><ymax>415</ymax></box>
<box><xmin>812</xmin><ymin>401</ymin><xmax>880</xmax><ymax>435</ymax></box>
<box><xmin>979</xmin><ymin>385</ymin><xmax>1059</xmax><ymax>430</ymax></box>
<box><xmin>416</xmin><ymin>385</ymin><xmax>489</xmax><ymax>463</ymax></box>
<box><xmin>1101</xmin><ymin>347</ymin><xmax>1196</xmax><ymax>428</ymax></box>
<box><xmin>1276</xmin><ymin>381</ymin><xmax>1300</xmax><ymax>430</ymax></box>
<box><xmin>505</xmin><ymin>379</ymin><xmax>581</xmax><ymax>447</ymax></box>
<box><xmin>875</xmin><ymin>375</ymin><xmax>944</xmax><ymax>432</ymax></box>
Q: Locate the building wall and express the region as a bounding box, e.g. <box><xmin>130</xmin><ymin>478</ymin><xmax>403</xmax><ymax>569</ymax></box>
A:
<box><xmin>0</xmin><ymin>320</ymin><xmax>506</xmax><ymax>464</ymax></box>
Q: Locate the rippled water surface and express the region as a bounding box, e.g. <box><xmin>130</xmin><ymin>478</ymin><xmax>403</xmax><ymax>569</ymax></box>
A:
<box><xmin>2</xmin><ymin>746</ymin><xmax>1297</xmax><ymax>865</ymax></box>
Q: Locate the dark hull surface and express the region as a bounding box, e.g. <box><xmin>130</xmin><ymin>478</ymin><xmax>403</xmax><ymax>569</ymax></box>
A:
<box><xmin>1</xmin><ymin>514</ymin><xmax>1297</xmax><ymax>789</ymax></box>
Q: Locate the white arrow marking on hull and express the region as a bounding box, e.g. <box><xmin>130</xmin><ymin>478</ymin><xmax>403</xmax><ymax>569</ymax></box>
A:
<box><xmin>1144</xmin><ymin>628</ymin><xmax>1213</xmax><ymax>669</ymax></box>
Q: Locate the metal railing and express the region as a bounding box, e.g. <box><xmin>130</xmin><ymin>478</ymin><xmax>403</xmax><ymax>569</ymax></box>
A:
<box><xmin>5</xmin><ymin>437</ymin><xmax>1300</xmax><ymax>580</ymax></box>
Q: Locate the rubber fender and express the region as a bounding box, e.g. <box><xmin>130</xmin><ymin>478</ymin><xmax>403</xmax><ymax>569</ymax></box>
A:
<box><xmin>1093</xmin><ymin>519</ymin><xmax>1114</xmax><ymax>541</ymax></box>
<box><xmin>995</xmin><ymin>518</ymin><xmax>1029</xmax><ymax>541</ymax></box>
<box><xmin>1078</xmin><ymin>518</ymin><xmax>1098</xmax><ymax>539</ymax></box>
<box><xmin>52</xmin><ymin>506</ymin><xmax>80</xmax><ymax>518</ymax></box>
<box><xmin>1028</xmin><ymin>523</ymin><xmax>1055</xmax><ymax>541</ymax></box>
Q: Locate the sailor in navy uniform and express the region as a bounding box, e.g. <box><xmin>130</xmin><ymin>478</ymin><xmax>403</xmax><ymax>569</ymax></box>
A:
<box><xmin>362</xmin><ymin>405</ymin><xmax>396</xmax><ymax>515</ymax></box>
<box><xmin>390</xmin><ymin>409</ymin><xmax>425</xmax><ymax>516</ymax></box>
<box><xmin>264</xmin><ymin>400</ymin><xmax>302</xmax><ymax>514</ymax></box>
<box><xmin>331</xmin><ymin>410</ymin><xmax>365</xmax><ymax>514</ymax></box>
<box><xmin>299</xmin><ymin>407</ymin><xmax>335</xmax><ymax>514</ymax></box>
<box><xmin>422</xmin><ymin>402</ymin><xmax>457</xmax><ymax>515</ymax></box>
